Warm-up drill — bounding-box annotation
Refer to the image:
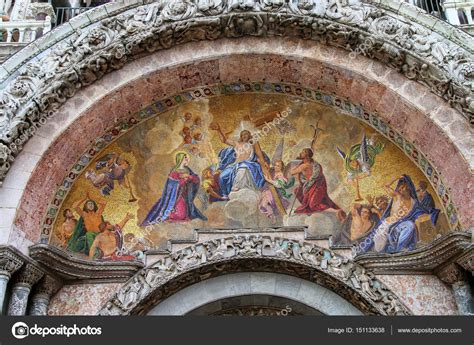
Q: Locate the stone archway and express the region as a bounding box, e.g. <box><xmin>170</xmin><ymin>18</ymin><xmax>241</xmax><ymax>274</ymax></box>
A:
<box><xmin>0</xmin><ymin>0</ymin><xmax>471</xmax><ymax>253</ymax></box>
<box><xmin>7</xmin><ymin>46</ymin><xmax>473</xmax><ymax>251</ymax></box>
<box><xmin>0</xmin><ymin>0</ymin><xmax>472</xmax><ymax>185</ymax></box>
<box><xmin>0</xmin><ymin>0</ymin><xmax>471</xmax><ymax>318</ymax></box>
<box><xmin>185</xmin><ymin>294</ymin><xmax>325</xmax><ymax>316</ymax></box>
<box><xmin>98</xmin><ymin>236</ymin><xmax>412</xmax><ymax>316</ymax></box>
<box><xmin>147</xmin><ymin>273</ymin><xmax>362</xmax><ymax>315</ymax></box>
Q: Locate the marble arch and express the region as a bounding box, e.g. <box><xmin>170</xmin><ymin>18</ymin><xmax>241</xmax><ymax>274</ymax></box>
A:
<box><xmin>4</xmin><ymin>41</ymin><xmax>472</xmax><ymax>253</ymax></box>
<box><xmin>98</xmin><ymin>236</ymin><xmax>411</xmax><ymax>316</ymax></box>
<box><xmin>147</xmin><ymin>274</ymin><xmax>363</xmax><ymax>315</ymax></box>
<box><xmin>0</xmin><ymin>1</ymin><xmax>471</xmax><ymax>253</ymax></box>
<box><xmin>0</xmin><ymin>0</ymin><xmax>470</xmax><ymax>317</ymax></box>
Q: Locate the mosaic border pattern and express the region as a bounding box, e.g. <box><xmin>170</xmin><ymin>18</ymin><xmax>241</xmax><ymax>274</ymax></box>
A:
<box><xmin>40</xmin><ymin>82</ymin><xmax>461</xmax><ymax>244</ymax></box>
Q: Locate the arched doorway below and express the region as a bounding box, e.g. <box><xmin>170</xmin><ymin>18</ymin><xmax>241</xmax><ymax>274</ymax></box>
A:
<box><xmin>147</xmin><ymin>272</ymin><xmax>363</xmax><ymax>316</ymax></box>
<box><xmin>187</xmin><ymin>295</ymin><xmax>322</xmax><ymax>316</ymax></box>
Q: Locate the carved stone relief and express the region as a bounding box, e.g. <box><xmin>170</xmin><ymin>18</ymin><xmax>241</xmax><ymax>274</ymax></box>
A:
<box><xmin>0</xmin><ymin>0</ymin><xmax>472</xmax><ymax>185</ymax></box>
<box><xmin>99</xmin><ymin>235</ymin><xmax>412</xmax><ymax>316</ymax></box>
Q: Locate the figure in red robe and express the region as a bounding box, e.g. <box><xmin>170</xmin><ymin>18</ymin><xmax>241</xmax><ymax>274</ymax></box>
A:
<box><xmin>142</xmin><ymin>152</ymin><xmax>207</xmax><ymax>225</ymax></box>
<box><xmin>290</xmin><ymin>148</ymin><xmax>345</xmax><ymax>220</ymax></box>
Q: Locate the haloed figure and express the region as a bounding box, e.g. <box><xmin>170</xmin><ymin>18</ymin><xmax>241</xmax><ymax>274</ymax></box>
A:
<box><xmin>290</xmin><ymin>148</ymin><xmax>345</xmax><ymax>220</ymax></box>
<box><xmin>142</xmin><ymin>152</ymin><xmax>207</xmax><ymax>225</ymax></box>
<box><xmin>356</xmin><ymin>175</ymin><xmax>439</xmax><ymax>254</ymax></box>
<box><xmin>210</xmin><ymin>123</ymin><xmax>269</xmax><ymax>196</ymax></box>
<box><xmin>67</xmin><ymin>193</ymin><xmax>106</xmax><ymax>255</ymax></box>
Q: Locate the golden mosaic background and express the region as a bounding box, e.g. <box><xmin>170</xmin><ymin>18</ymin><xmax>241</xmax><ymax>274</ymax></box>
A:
<box><xmin>51</xmin><ymin>94</ymin><xmax>448</xmax><ymax>258</ymax></box>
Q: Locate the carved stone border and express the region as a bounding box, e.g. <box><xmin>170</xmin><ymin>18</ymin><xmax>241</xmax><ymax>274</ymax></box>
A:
<box><xmin>41</xmin><ymin>82</ymin><xmax>462</xmax><ymax>246</ymax></box>
<box><xmin>0</xmin><ymin>0</ymin><xmax>472</xmax><ymax>186</ymax></box>
<box><xmin>99</xmin><ymin>235</ymin><xmax>413</xmax><ymax>316</ymax></box>
<box><xmin>29</xmin><ymin>244</ymin><xmax>144</xmax><ymax>283</ymax></box>
<box><xmin>0</xmin><ymin>246</ymin><xmax>25</xmax><ymax>279</ymax></box>
<box><xmin>354</xmin><ymin>231</ymin><xmax>472</xmax><ymax>274</ymax></box>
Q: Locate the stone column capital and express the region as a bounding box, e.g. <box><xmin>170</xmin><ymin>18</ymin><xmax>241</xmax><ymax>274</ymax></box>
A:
<box><xmin>456</xmin><ymin>245</ymin><xmax>473</xmax><ymax>273</ymax></box>
<box><xmin>0</xmin><ymin>246</ymin><xmax>24</xmax><ymax>278</ymax></box>
<box><xmin>436</xmin><ymin>263</ymin><xmax>467</xmax><ymax>285</ymax></box>
<box><xmin>33</xmin><ymin>275</ymin><xmax>62</xmax><ymax>298</ymax></box>
<box><xmin>12</xmin><ymin>262</ymin><xmax>44</xmax><ymax>288</ymax></box>
<box><xmin>29</xmin><ymin>275</ymin><xmax>62</xmax><ymax>316</ymax></box>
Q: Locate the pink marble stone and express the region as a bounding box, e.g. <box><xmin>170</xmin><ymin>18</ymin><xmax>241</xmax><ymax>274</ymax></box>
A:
<box><xmin>218</xmin><ymin>55</ymin><xmax>266</xmax><ymax>83</ymax></box>
<box><xmin>379</xmin><ymin>68</ymin><xmax>404</xmax><ymax>89</ymax></box>
<box><xmin>48</xmin><ymin>283</ymin><xmax>122</xmax><ymax>315</ymax></box>
<box><xmin>263</xmin><ymin>56</ymin><xmax>303</xmax><ymax>84</ymax></box>
<box><xmin>300</xmin><ymin>58</ymin><xmax>325</xmax><ymax>89</ymax></box>
<box><xmin>317</xmin><ymin>64</ymin><xmax>346</xmax><ymax>95</ymax></box>
<box><xmin>375</xmin><ymin>89</ymin><xmax>398</xmax><ymax>118</ymax></box>
<box><xmin>361</xmin><ymin>81</ymin><xmax>387</xmax><ymax>113</ymax></box>
<box><xmin>377</xmin><ymin>275</ymin><xmax>458</xmax><ymax>315</ymax></box>
<box><xmin>347</xmin><ymin>78</ymin><xmax>369</xmax><ymax>106</ymax></box>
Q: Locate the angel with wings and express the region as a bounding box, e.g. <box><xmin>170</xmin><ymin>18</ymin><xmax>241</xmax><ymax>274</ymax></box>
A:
<box><xmin>259</xmin><ymin>158</ymin><xmax>295</xmax><ymax>223</ymax></box>
<box><xmin>85</xmin><ymin>152</ymin><xmax>134</xmax><ymax>198</ymax></box>
<box><xmin>336</xmin><ymin>133</ymin><xmax>384</xmax><ymax>201</ymax></box>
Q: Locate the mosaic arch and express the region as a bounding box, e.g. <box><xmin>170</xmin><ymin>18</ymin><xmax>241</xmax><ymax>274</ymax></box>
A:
<box><xmin>44</xmin><ymin>85</ymin><xmax>455</xmax><ymax>262</ymax></box>
<box><xmin>0</xmin><ymin>0</ymin><xmax>473</xmax><ymax>186</ymax></box>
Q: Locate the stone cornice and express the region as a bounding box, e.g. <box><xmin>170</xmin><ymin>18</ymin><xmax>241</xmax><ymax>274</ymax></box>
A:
<box><xmin>99</xmin><ymin>235</ymin><xmax>412</xmax><ymax>316</ymax></box>
<box><xmin>353</xmin><ymin>232</ymin><xmax>472</xmax><ymax>275</ymax></box>
<box><xmin>0</xmin><ymin>245</ymin><xmax>24</xmax><ymax>277</ymax></box>
<box><xmin>12</xmin><ymin>262</ymin><xmax>44</xmax><ymax>287</ymax></box>
<box><xmin>0</xmin><ymin>0</ymin><xmax>472</xmax><ymax>185</ymax></box>
<box><xmin>456</xmin><ymin>244</ymin><xmax>473</xmax><ymax>273</ymax></box>
<box><xmin>32</xmin><ymin>274</ymin><xmax>63</xmax><ymax>298</ymax></box>
<box><xmin>29</xmin><ymin>244</ymin><xmax>144</xmax><ymax>283</ymax></box>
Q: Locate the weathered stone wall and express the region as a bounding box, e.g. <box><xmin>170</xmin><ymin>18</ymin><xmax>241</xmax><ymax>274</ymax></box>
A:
<box><xmin>377</xmin><ymin>275</ymin><xmax>459</xmax><ymax>315</ymax></box>
<box><xmin>48</xmin><ymin>283</ymin><xmax>122</xmax><ymax>315</ymax></box>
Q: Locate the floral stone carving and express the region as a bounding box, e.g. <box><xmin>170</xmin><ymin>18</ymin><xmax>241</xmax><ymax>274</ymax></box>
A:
<box><xmin>99</xmin><ymin>235</ymin><xmax>412</xmax><ymax>316</ymax></box>
<box><xmin>0</xmin><ymin>0</ymin><xmax>472</xmax><ymax>185</ymax></box>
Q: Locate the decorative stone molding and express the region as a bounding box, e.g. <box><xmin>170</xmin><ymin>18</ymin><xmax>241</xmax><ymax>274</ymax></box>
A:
<box><xmin>33</xmin><ymin>274</ymin><xmax>63</xmax><ymax>297</ymax></box>
<box><xmin>11</xmin><ymin>261</ymin><xmax>44</xmax><ymax>287</ymax></box>
<box><xmin>99</xmin><ymin>235</ymin><xmax>412</xmax><ymax>316</ymax></box>
<box><xmin>0</xmin><ymin>245</ymin><xmax>24</xmax><ymax>277</ymax></box>
<box><xmin>0</xmin><ymin>0</ymin><xmax>472</xmax><ymax>185</ymax></box>
<box><xmin>456</xmin><ymin>244</ymin><xmax>473</xmax><ymax>273</ymax></box>
<box><xmin>436</xmin><ymin>263</ymin><xmax>466</xmax><ymax>285</ymax></box>
<box><xmin>353</xmin><ymin>232</ymin><xmax>471</xmax><ymax>275</ymax></box>
<box><xmin>29</xmin><ymin>244</ymin><xmax>144</xmax><ymax>283</ymax></box>
<box><xmin>25</xmin><ymin>3</ymin><xmax>56</xmax><ymax>21</ymax></box>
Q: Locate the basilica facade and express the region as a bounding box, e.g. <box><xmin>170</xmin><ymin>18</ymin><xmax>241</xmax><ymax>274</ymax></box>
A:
<box><xmin>0</xmin><ymin>0</ymin><xmax>472</xmax><ymax>316</ymax></box>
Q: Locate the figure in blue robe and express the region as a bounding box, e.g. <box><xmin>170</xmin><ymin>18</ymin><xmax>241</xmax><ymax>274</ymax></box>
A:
<box><xmin>416</xmin><ymin>180</ymin><xmax>440</xmax><ymax>223</ymax></box>
<box><xmin>217</xmin><ymin>146</ymin><xmax>269</xmax><ymax>197</ymax></box>
<box><xmin>355</xmin><ymin>175</ymin><xmax>439</xmax><ymax>254</ymax></box>
<box><xmin>141</xmin><ymin>152</ymin><xmax>207</xmax><ymax>226</ymax></box>
<box><xmin>209</xmin><ymin>127</ymin><xmax>269</xmax><ymax>197</ymax></box>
